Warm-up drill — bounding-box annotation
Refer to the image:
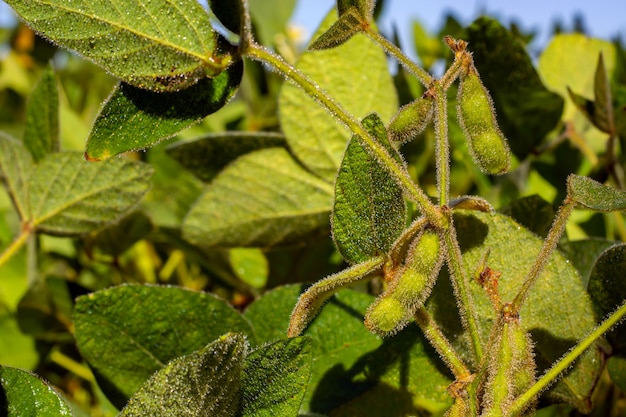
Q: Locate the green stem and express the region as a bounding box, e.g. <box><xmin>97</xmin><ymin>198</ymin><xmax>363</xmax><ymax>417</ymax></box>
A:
<box><xmin>442</xmin><ymin>222</ymin><xmax>484</xmax><ymax>361</ymax></box>
<box><xmin>511</xmin><ymin>200</ymin><xmax>576</xmax><ymax>313</ymax></box>
<box><xmin>0</xmin><ymin>226</ymin><xmax>31</xmax><ymax>267</ymax></box>
<box><xmin>363</xmin><ymin>27</ymin><xmax>433</xmax><ymax>88</ymax></box>
<box><xmin>243</xmin><ymin>42</ymin><xmax>444</xmax><ymax>226</ymax></box>
<box><xmin>434</xmin><ymin>82</ymin><xmax>450</xmax><ymax>207</ymax></box>
<box><xmin>508</xmin><ymin>299</ymin><xmax>626</xmax><ymax>417</ymax></box>
<box><xmin>415</xmin><ymin>307</ymin><xmax>469</xmax><ymax>378</ymax></box>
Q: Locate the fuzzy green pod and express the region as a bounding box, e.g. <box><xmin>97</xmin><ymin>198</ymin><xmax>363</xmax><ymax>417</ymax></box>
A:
<box><xmin>388</xmin><ymin>96</ymin><xmax>435</xmax><ymax>143</ymax></box>
<box><xmin>364</xmin><ymin>296</ymin><xmax>407</xmax><ymax>335</ymax></box>
<box><xmin>481</xmin><ymin>315</ymin><xmax>536</xmax><ymax>417</ymax></box>
<box><xmin>457</xmin><ymin>64</ymin><xmax>511</xmax><ymax>175</ymax></box>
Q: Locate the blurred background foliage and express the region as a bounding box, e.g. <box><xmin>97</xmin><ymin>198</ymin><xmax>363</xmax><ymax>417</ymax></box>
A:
<box><xmin>1</xmin><ymin>1</ymin><xmax>626</xmax><ymax>415</ymax></box>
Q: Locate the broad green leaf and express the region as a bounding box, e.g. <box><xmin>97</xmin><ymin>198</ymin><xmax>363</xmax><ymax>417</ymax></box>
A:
<box><xmin>120</xmin><ymin>333</ymin><xmax>245</xmax><ymax>417</ymax></box>
<box><xmin>308</xmin><ymin>8</ymin><xmax>362</xmax><ymax>51</ymax></box>
<box><xmin>466</xmin><ymin>17</ymin><xmax>563</xmax><ymax>159</ymax></box>
<box><xmin>0</xmin><ymin>133</ymin><xmax>33</xmax><ymax>220</ymax></box>
<box><xmin>567</xmin><ymin>174</ymin><xmax>626</xmax><ymax>212</ymax></box>
<box><xmin>332</xmin><ymin>113</ymin><xmax>407</xmax><ymax>263</ymax></box>
<box><xmin>586</xmin><ymin>243</ymin><xmax>626</xmax><ymax>319</ymax></box>
<box><xmin>239</xmin><ymin>337</ymin><xmax>312</xmax><ymax>417</ymax></box>
<box><xmin>0</xmin><ymin>365</ymin><xmax>73</xmax><ymax>416</ymax></box>
<box><xmin>279</xmin><ymin>10</ymin><xmax>397</xmax><ymax>180</ymax></box>
<box><xmin>73</xmin><ymin>284</ymin><xmax>254</xmax><ymax>408</ymax></box>
<box><xmin>247</xmin><ymin>0</ymin><xmax>296</xmax><ymax>47</ymax></box>
<box><xmin>608</xmin><ymin>355</ymin><xmax>626</xmax><ymax>391</ymax></box>
<box><xmin>85</xmin><ymin>62</ymin><xmax>243</xmax><ymax>161</ymax></box>
<box><xmin>244</xmin><ymin>286</ymin><xmax>453</xmax><ymax>415</ymax></box>
<box><xmin>559</xmin><ymin>238</ymin><xmax>616</xmax><ymax>286</ymax></box>
<box><xmin>23</xmin><ymin>65</ymin><xmax>59</xmax><ymax>162</ymax></box>
<box><xmin>0</xmin><ymin>304</ymin><xmax>38</xmax><ymax>369</ymax></box>
<box><xmin>183</xmin><ymin>148</ymin><xmax>333</xmax><ymax>248</ymax></box>
<box><xmin>229</xmin><ymin>248</ymin><xmax>268</xmax><ymax>290</ymax></box>
<box><xmin>166</xmin><ymin>132</ymin><xmax>287</xmax><ymax>182</ymax></box>
<box><xmin>5</xmin><ymin>0</ymin><xmax>234</xmax><ymax>91</ymax></box>
<box><xmin>539</xmin><ymin>33</ymin><xmax>616</xmax><ymax>121</ymax></box>
<box><xmin>28</xmin><ymin>152</ymin><xmax>153</xmax><ymax>236</ymax></box>
<box><xmin>428</xmin><ymin>210</ymin><xmax>602</xmax><ymax>412</ymax></box>
<box><xmin>499</xmin><ymin>195</ymin><xmax>555</xmax><ymax>238</ymax></box>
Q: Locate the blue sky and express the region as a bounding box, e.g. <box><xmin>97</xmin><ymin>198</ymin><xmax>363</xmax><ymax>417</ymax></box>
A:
<box><xmin>292</xmin><ymin>1</ymin><xmax>626</xmax><ymax>51</ymax></box>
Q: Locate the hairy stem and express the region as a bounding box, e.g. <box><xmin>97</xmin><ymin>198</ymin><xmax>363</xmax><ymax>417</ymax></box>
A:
<box><xmin>363</xmin><ymin>27</ymin><xmax>433</xmax><ymax>88</ymax></box>
<box><xmin>415</xmin><ymin>307</ymin><xmax>470</xmax><ymax>378</ymax></box>
<box><xmin>243</xmin><ymin>42</ymin><xmax>444</xmax><ymax>226</ymax></box>
<box><xmin>511</xmin><ymin>199</ymin><xmax>576</xmax><ymax>313</ymax></box>
<box><xmin>434</xmin><ymin>82</ymin><xmax>450</xmax><ymax>206</ymax></box>
<box><xmin>508</xmin><ymin>299</ymin><xmax>626</xmax><ymax>416</ymax></box>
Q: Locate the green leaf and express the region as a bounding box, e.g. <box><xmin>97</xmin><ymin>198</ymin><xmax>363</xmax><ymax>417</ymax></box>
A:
<box><xmin>0</xmin><ymin>365</ymin><xmax>73</xmax><ymax>416</ymax></box>
<box><xmin>593</xmin><ymin>53</ymin><xmax>615</xmax><ymax>134</ymax></box>
<box><xmin>73</xmin><ymin>284</ymin><xmax>254</xmax><ymax>407</ymax></box>
<box><xmin>559</xmin><ymin>238</ymin><xmax>616</xmax><ymax>286</ymax></box>
<box><xmin>244</xmin><ymin>286</ymin><xmax>453</xmax><ymax>415</ymax></box>
<box><xmin>332</xmin><ymin>113</ymin><xmax>407</xmax><ymax>263</ymax></box>
<box><xmin>607</xmin><ymin>355</ymin><xmax>626</xmax><ymax>391</ymax></box>
<box><xmin>308</xmin><ymin>8</ymin><xmax>363</xmax><ymax>51</ymax></box>
<box><xmin>466</xmin><ymin>17</ymin><xmax>564</xmax><ymax>159</ymax></box>
<box><xmin>336</xmin><ymin>0</ymin><xmax>374</xmax><ymax>19</ymax></box>
<box><xmin>586</xmin><ymin>243</ymin><xmax>626</xmax><ymax>319</ymax></box>
<box><xmin>247</xmin><ymin>0</ymin><xmax>296</xmax><ymax>46</ymax></box>
<box><xmin>239</xmin><ymin>337</ymin><xmax>312</xmax><ymax>417</ymax></box>
<box><xmin>428</xmin><ymin>210</ymin><xmax>602</xmax><ymax>412</ymax></box>
<box><xmin>229</xmin><ymin>248</ymin><xmax>268</xmax><ymax>290</ymax></box>
<box><xmin>567</xmin><ymin>174</ymin><xmax>626</xmax><ymax>212</ymax></box>
<box><xmin>166</xmin><ymin>132</ymin><xmax>287</xmax><ymax>182</ymax></box>
<box><xmin>17</xmin><ymin>278</ymin><xmax>73</xmax><ymax>342</ymax></box>
<box><xmin>208</xmin><ymin>0</ymin><xmax>243</xmax><ymax>36</ymax></box>
<box><xmin>539</xmin><ymin>33</ymin><xmax>616</xmax><ymax>121</ymax></box>
<box><xmin>5</xmin><ymin>0</ymin><xmax>235</xmax><ymax>91</ymax></box>
<box><xmin>183</xmin><ymin>148</ymin><xmax>333</xmax><ymax>248</ymax></box>
<box><xmin>499</xmin><ymin>195</ymin><xmax>556</xmax><ymax>238</ymax></box>
<box><xmin>0</xmin><ymin>304</ymin><xmax>38</xmax><ymax>369</ymax></box>
<box><xmin>86</xmin><ymin>210</ymin><xmax>153</xmax><ymax>256</ymax></box>
<box><xmin>28</xmin><ymin>152</ymin><xmax>153</xmax><ymax>235</ymax></box>
<box><xmin>0</xmin><ymin>133</ymin><xmax>33</xmax><ymax>220</ymax></box>
<box><xmin>84</xmin><ymin>62</ymin><xmax>243</xmax><ymax>161</ymax></box>
<box><xmin>23</xmin><ymin>65</ymin><xmax>59</xmax><ymax>162</ymax></box>
<box><xmin>120</xmin><ymin>333</ymin><xmax>246</xmax><ymax>417</ymax></box>
<box><xmin>279</xmin><ymin>9</ymin><xmax>397</xmax><ymax>180</ymax></box>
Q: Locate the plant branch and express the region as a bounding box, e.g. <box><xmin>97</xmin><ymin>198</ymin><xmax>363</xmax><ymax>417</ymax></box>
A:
<box><xmin>362</xmin><ymin>27</ymin><xmax>433</xmax><ymax>88</ymax></box>
<box><xmin>415</xmin><ymin>307</ymin><xmax>470</xmax><ymax>378</ymax></box>
<box><xmin>511</xmin><ymin>199</ymin><xmax>576</xmax><ymax>313</ymax></box>
<box><xmin>434</xmin><ymin>82</ymin><xmax>450</xmax><ymax>206</ymax></box>
<box><xmin>243</xmin><ymin>42</ymin><xmax>444</xmax><ymax>226</ymax></box>
<box><xmin>508</xmin><ymin>299</ymin><xmax>626</xmax><ymax>417</ymax></box>
<box><xmin>0</xmin><ymin>224</ymin><xmax>32</xmax><ymax>267</ymax></box>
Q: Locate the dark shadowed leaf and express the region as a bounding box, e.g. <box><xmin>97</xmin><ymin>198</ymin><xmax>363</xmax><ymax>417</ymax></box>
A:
<box><xmin>586</xmin><ymin>243</ymin><xmax>626</xmax><ymax>319</ymax></box>
<box><xmin>567</xmin><ymin>174</ymin><xmax>626</xmax><ymax>212</ymax></box>
<box><xmin>120</xmin><ymin>333</ymin><xmax>246</xmax><ymax>417</ymax></box>
<box><xmin>466</xmin><ymin>17</ymin><xmax>563</xmax><ymax>159</ymax></box>
<box><xmin>183</xmin><ymin>148</ymin><xmax>333</xmax><ymax>248</ymax></box>
<box><xmin>5</xmin><ymin>0</ymin><xmax>235</xmax><ymax>91</ymax></box>
<box><xmin>23</xmin><ymin>65</ymin><xmax>59</xmax><ymax>162</ymax></box>
<box><xmin>499</xmin><ymin>194</ymin><xmax>555</xmax><ymax>238</ymax></box>
<box><xmin>28</xmin><ymin>152</ymin><xmax>153</xmax><ymax>236</ymax></box>
<box><xmin>73</xmin><ymin>284</ymin><xmax>254</xmax><ymax>408</ymax></box>
<box><xmin>559</xmin><ymin>238</ymin><xmax>616</xmax><ymax>286</ymax></box>
<box><xmin>0</xmin><ymin>365</ymin><xmax>73</xmax><ymax>416</ymax></box>
<box><xmin>85</xmin><ymin>61</ymin><xmax>243</xmax><ymax>161</ymax></box>
<box><xmin>244</xmin><ymin>286</ymin><xmax>453</xmax><ymax>415</ymax></box>
<box><xmin>332</xmin><ymin>113</ymin><xmax>407</xmax><ymax>263</ymax></box>
<box><xmin>239</xmin><ymin>337</ymin><xmax>312</xmax><ymax>417</ymax></box>
<box><xmin>309</xmin><ymin>8</ymin><xmax>362</xmax><ymax>51</ymax></box>
<box><xmin>593</xmin><ymin>53</ymin><xmax>614</xmax><ymax>134</ymax></box>
<box><xmin>166</xmin><ymin>132</ymin><xmax>286</xmax><ymax>182</ymax></box>
<box><xmin>86</xmin><ymin>211</ymin><xmax>153</xmax><ymax>256</ymax></box>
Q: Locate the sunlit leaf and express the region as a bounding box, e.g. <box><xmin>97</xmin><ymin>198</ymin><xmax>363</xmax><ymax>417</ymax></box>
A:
<box><xmin>279</xmin><ymin>9</ymin><xmax>397</xmax><ymax>180</ymax></box>
<box><xmin>239</xmin><ymin>337</ymin><xmax>312</xmax><ymax>417</ymax></box>
<box><xmin>74</xmin><ymin>284</ymin><xmax>254</xmax><ymax>408</ymax></box>
<box><xmin>85</xmin><ymin>61</ymin><xmax>243</xmax><ymax>161</ymax></box>
<box><xmin>247</xmin><ymin>0</ymin><xmax>296</xmax><ymax>46</ymax></box>
<box><xmin>567</xmin><ymin>174</ymin><xmax>626</xmax><ymax>212</ymax></box>
<box><xmin>120</xmin><ymin>333</ymin><xmax>245</xmax><ymax>417</ymax></box>
<box><xmin>183</xmin><ymin>148</ymin><xmax>333</xmax><ymax>248</ymax></box>
<box><xmin>5</xmin><ymin>0</ymin><xmax>235</xmax><ymax>91</ymax></box>
<box><xmin>0</xmin><ymin>133</ymin><xmax>33</xmax><ymax>220</ymax></box>
<box><xmin>0</xmin><ymin>365</ymin><xmax>73</xmax><ymax>416</ymax></box>
<box><xmin>166</xmin><ymin>132</ymin><xmax>286</xmax><ymax>182</ymax></box>
<box><xmin>23</xmin><ymin>65</ymin><xmax>59</xmax><ymax>162</ymax></box>
<box><xmin>332</xmin><ymin>113</ymin><xmax>407</xmax><ymax>263</ymax></box>
<box><xmin>28</xmin><ymin>152</ymin><xmax>153</xmax><ymax>235</ymax></box>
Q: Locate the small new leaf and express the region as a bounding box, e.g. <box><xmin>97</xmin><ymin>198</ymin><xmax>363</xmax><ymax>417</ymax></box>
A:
<box><xmin>85</xmin><ymin>61</ymin><xmax>243</xmax><ymax>161</ymax></box>
<box><xmin>5</xmin><ymin>0</ymin><xmax>235</xmax><ymax>91</ymax></box>
<box><xmin>120</xmin><ymin>333</ymin><xmax>246</xmax><ymax>417</ymax></box>
<box><xmin>594</xmin><ymin>53</ymin><xmax>615</xmax><ymax>134</ymax></box>
<box><xmin>567</xmin><ymin>174</ymin><xmax>626</xmax><ymax>212</ymax></box>
<box><xmin>337</xmin><ymin>0</ymin><xmax>375</xmax><ymax>20</ymax></box>
<box><xmin>309</xmin><ymin>7</ymin><xmax>363</xmax><ymax>50</ymax></box>
<box><xmin>23</xmin><ymin>65</ymin><xmax>59</xmax><ymax>161</ymax></box>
